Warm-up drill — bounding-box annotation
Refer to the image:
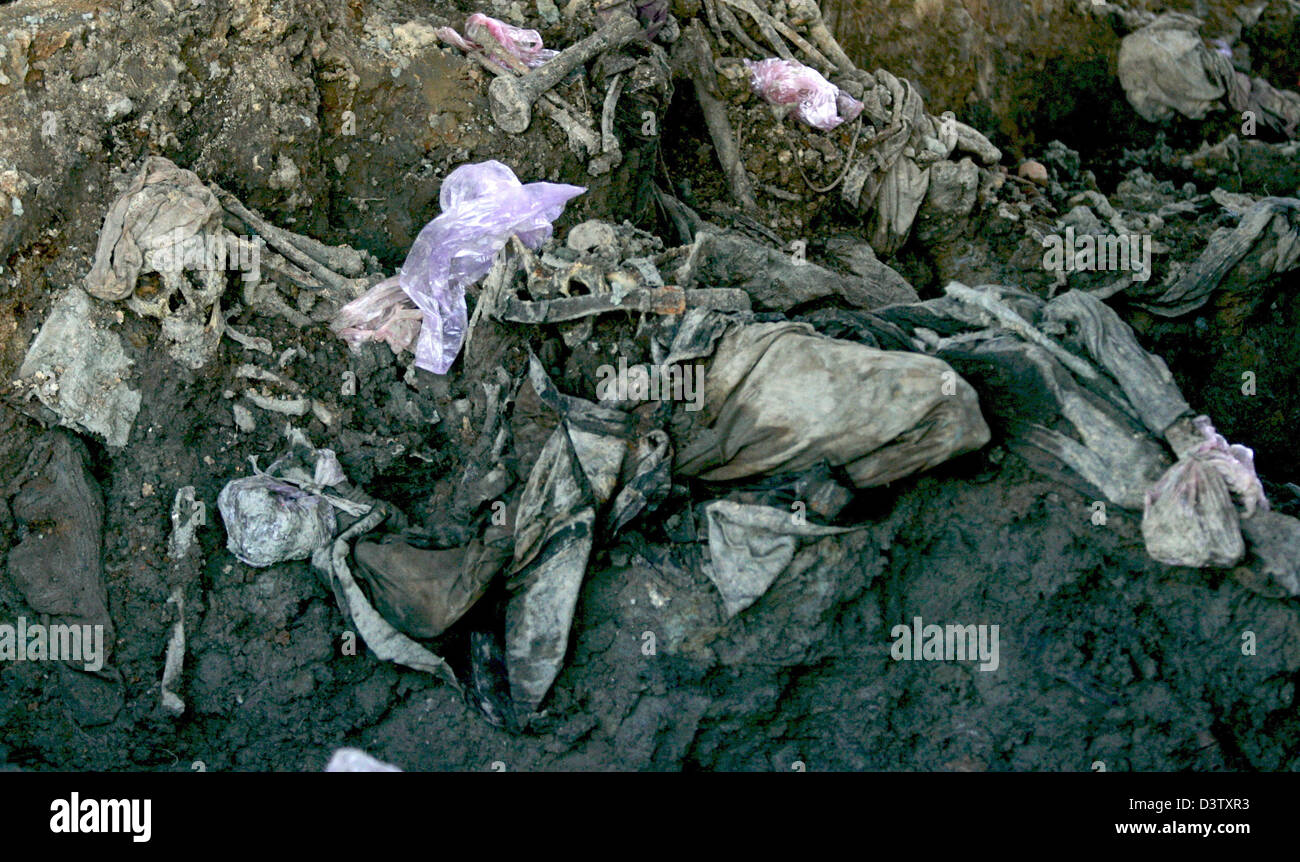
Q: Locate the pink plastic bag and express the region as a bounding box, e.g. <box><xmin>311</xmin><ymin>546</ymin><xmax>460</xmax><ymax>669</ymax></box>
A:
<box><xmin>744</xmin><ymin>57</ymin><xmax>863</xmax><ymax>132</ymax></box>
<box><xmin>1184</xmin><ymin>416</ymin><xmax>1269</xmax><ymax>516</ymax></box>
<box><xmin>330</xmin><ymin>276</ymin><xmax>423</xmax><ymax>356</ymax></box>
<box><xmin>436</xmin><ymin>13</ymin><xmax>557</xmax><ymax>70</ymax></box>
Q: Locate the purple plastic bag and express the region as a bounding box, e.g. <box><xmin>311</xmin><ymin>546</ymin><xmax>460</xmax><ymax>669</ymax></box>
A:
<box><xmin>399</xmin><ymin>160</ymin><xmax>584</xmax><ymax>373</ymax></box>
<box><xmin>744</xmin><ymin>57</ymin><xmax>864</xmax><ymax>131</ymax></box>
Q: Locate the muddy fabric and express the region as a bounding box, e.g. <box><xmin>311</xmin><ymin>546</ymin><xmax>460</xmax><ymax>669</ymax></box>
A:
<box><xmin>353</xmin><ymin>534</ymin><xmax>511</xmax><ymax>640</ymax></box>
<box><xmin>1042</xmin><ymin>289</ymin><xmax>1191</xmax><ymax>436</ymax></box>
<box><xmin>935</xmin><ymin>285</ymin><xmax>1195</xmax><ymax>508</ymax></box>
<box><xmin>913</xmin><ymin>157</ymin><xmax>980</xmax><ymax>244</ymax></box>
<box><xmin>84</xmin><ymin>156</ymin><xmax>223</xmax><ymax>301</ymax></box>
<box><xmin>18</xmin><ymin>287</ymin><xmax>141</xmax><ymax>448</ymax></box>
<box><xmin>806</xmin><ymin>286</ymin><xmax>1179</xmax><ymax>509</ymax></box>
<box><xmin>676</xmin><ymin>229</ymin><xmax>918</xmax><ymax>311</ymax></box>
<box><xmin>672</xmin><ymin>315</ymin><xmax>991</xmax><ymax>488</ymax></box>
<box><xmin>506</xmin><ymin>424</ymin><xmax>604</xmax><ymax>712</ymax></box>
<box><xmin>506</xmin><ymin>356</ymin><xmax>671</xmax><ymax>713</ymax></box>
<box><xmin>703</xmin><ymin>500</ymin><xmax>859</xmax><ymax>617</ymax></box>
<box><xmin>6</xmin><ymin>431</ymin><xmax>123</xmax><ymax>726</ymax></box>
<box><xmin>808</xmin><ymin>285</ymin><xmax>1281</xmax><ymax>575</ymax></box>
<box><xmin>1118</xmin><ymin>14</ymin><xmax>1300</xmax><ymax>137</ymax></box>
<box><xmin>939</xmin><ymin>334</ymin><xmax>1171</xmax><ymax>510</ymax></box>
<box><xmin>313</xmin><ymin>503</ymin><xmax>459</xmax><ymax>686</ymax></box>
<box><xmin>7</xmin><ymin>433</ymin><xmax>114</xmax><ymax>643</ymax></box>
<box><xmin>1135</xmin><ymin>197</ymin><xmax>1300</xmax><ymax>317</ymax></box>
<box><xmin>609</xmin><ymin>430</ymin><xmax>672</xmax><ymax>533</ymax></box>
<box><xmin>838</xmin><ymin>68</ymin><xmax>1000</xmax><ymax>255</ymax></box>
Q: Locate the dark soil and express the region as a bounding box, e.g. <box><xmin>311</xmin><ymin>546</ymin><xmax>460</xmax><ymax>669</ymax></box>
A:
<box><xmin>0</xmin><ymin>0</ymin><xmax>1296</xmax><ymax>771</ymax></box>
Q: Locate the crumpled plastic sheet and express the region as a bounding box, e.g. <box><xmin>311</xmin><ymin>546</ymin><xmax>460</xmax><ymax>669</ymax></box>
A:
<box><xmin>744</xmin><ymin>57</ymin><xmax>863</xmax><ymax>131</ymax></box>
<box><xmin>218</xmin><ymin>476</ymin><xmax>336</xmax><ymax>568</ymax></box>
<box><xmin>394</xmin><ymin>160</ymin><xmax>584</xmax><ymax>373</ymax></box>
<box><xmin>217</xmin><ymin>433</ymin><xmax>360</xmax><ymax>567</ymax></box>
<box><xmin>1178</xmin><ymin>416</ymin><xmax>1269</xmax><ymax>517</ymax></box>
<box><xmin>1142</xmin><ymin>454</ymin><xmax>1245</xmax><ymax>568</ymax></box>
<box><xmin>435</xmin><ymin>13</ymin><xmax>557</xmax><ymax>70</ymax></box>
<box><xmin>1118</xmin><ymin>13</ymin><xmax>1300</xmax><ymax>137</ymax></box>
<box><xmin>330</xmin><ymin>275</ymin><xmax>424</xmax><ymax>356</ymax></box>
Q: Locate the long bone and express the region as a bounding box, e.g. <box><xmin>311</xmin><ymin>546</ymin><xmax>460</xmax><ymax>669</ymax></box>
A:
<box><xmin>489</xmin><ymin>13</ymin><xmax>642</xmax><ymax>134</ymax></box>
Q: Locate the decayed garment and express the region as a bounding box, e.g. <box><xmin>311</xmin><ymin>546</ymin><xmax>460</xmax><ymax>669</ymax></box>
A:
<box><xmin>1135</xmin><ymin>197</ymin><xmax>1300</xmax><ymax>318</ymax></box>
<box><xmin>1118</xmin><ymin>13</ymin><xmax>1300</xmax><ymax>137</ymax></box>
<box><xmin>505</xmin><ymin>357</ymin><xmax>672</xmax><ymax>712</ymax></box>
<box><xmin>838</xmin><ymin>68</ymin><xmax>1000</xmax><ymax>255</ymax></box>
<box><xmin>671</xmin><ymin>316</ymin><xmax>991</xmax><ymax>488</ymax></box>
<box><xmin>1042</xmin><ymin>289</ymin><xmax>1190</xmax><ymax>437</ymax></box>
<box><xmin>702</xmin><ymin>500</ymin><xmax>858</xmax><ymax>618</ymax></box>
<box><xmin>84</xmin><ymin>156</ymin><xmax>222</xmax><ymax>301</ymax></box>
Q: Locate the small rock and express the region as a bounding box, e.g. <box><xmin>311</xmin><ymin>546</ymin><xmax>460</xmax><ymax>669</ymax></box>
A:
<box><xmin>537</xmin><ymin>0</ymin><xmax>560</xmax><ymax>24</ymax></box>
<box><xmin>268</xmin><ymin>154</ymin><xmax>300</xmax><ymax>191</ymax></box>
<box><xmin>393</xmin><ymin>21</ymin><xmax>438</xmax><ymax>52</ymax></box>
<box><xmin>1018</xmin><ymin>160</ymin><xmax>1048</xmax><ymax>185</ymax></box>
<box><xmin>233</xmin><ymin>403</ymin><xmax>256</xmax><ymax>432</ymax></box>
<box><xmin>104</xmin><ymin>96</ymin><xmax>134</xmax><ymax>123</ymax></box>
